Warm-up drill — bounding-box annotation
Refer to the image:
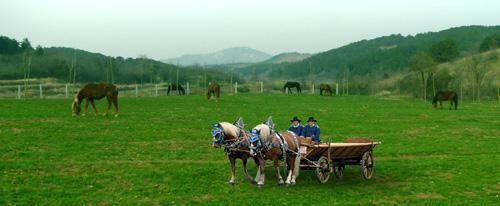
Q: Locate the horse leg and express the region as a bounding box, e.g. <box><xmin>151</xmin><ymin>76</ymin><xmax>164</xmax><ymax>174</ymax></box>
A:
<box><xmin>90</xmin><ymin>99</ymin><xmax>98</xmax><ymax>115</ymax></box>
<box><xmin>104</xmin><ymin>97</ymin><xmax>111</xmax><ymax>116</ymax></box>
<box><xmin>112</xmin><ymin>97</ymin><xmax>119</xmax><ymax>117</ymax></box>
<box><xmin>449</xmin><ymin>100</ymin><xmax>453</xmax><ymax>110</ymax></box>
<box><xmin>83</xmin><ymin>99</ymin><xmax>89</xmax><ymax>116</ymax></box>
<box><xmin>242</xmin><ymin>157</ymin><xmax>256</xmax><ymax>184</ymax></box>
<box><xmin>285</xmin><ymin>157</ymin><xmax>293</xmax><ymax>185</ymax></box>
<box><xmin>228</xmin><ymin>156</ymin><xmax>236</xmax><ymax>185</ymax></box>
<box><xmin>257</xmin><ymin>158</ymin><xmax>265</xmax><ymax>186</ymax></box>
<box><xmin>274</xmin><ymin>159</ymin><xmax>284</xmax><ymax>185</ymax></box>
<box><xmin>254</xmin><ymin>157</ymin><xmax>261</xmax><ymax>183</ymax></box>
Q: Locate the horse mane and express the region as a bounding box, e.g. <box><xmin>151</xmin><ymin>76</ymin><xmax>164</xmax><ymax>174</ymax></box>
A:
<box><xmin>219</xmin><ymin>122</ymin><xmax>240</xmax><ymax>139</ymax></box>
<box><xmin>253</xmin><ymin>124</ymin><xmax>272</xmax><ymax>143</ymax></box>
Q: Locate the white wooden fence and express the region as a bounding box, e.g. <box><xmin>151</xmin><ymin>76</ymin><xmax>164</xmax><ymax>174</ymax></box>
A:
<box><xmin>0</xmin><ymin>82</ymin><xmax>341</xmax><ymax>99</ymax></box>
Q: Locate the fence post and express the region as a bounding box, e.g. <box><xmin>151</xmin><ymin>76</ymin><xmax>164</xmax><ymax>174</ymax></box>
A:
<box><xmin>155</xmin><ymin>84</ymin><xmax>158</xmax><ymax>96</ymax></box>
<box><xmin>17</xmin><ymin>85</ymin><xmax>21</xmax><ymax>99</ymax></box>
<box><xmin>135</xmin><ymin>84</ymin><xmax>138</xmax><ymax>97</ymax></box>
<box><xmin>312</xmin><ymin>84</ymin><xmax>315</xmax><ymax>94</ymax></box>
<box><xmin>65</xmin><ymin>84</ymin><xmax>68</xmax><ymax>98</ymax></box>
<box><xmin>260</xmin><ymin>81</ymin><xmax>263</xmax><ymax>93</ymax></box>
<box><xmin>39</xmin><ymin>84</ymin><xmax>43</xmax><ymax>98</ymax></box>
<box><xmin>235</xmin><ymin>82</ymin><xmax>238</xmax><ymax>94</ymax></box>
<box><xmin>335</xmin><ymin>83</ymin><xmax>339</xmax><ymax>95</ymax></box>
<box><xmin>186</xmin><ymin>82</ymin><xmax>190</xmax><ymax>95</ymax></box>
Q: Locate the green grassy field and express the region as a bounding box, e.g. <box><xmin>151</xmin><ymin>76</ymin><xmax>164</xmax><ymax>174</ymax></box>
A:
<box><xmin>1</xmin><ymin>94</ymin><xmax>499</xmax><ymax>205</ymax></box>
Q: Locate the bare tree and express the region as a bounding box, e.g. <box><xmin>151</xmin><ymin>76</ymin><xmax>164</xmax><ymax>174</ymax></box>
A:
<box><xmin>410</xmin><ymin>53</ymin><xmax>436</xmax><ymax>101</ymax></box>
<box><xmin>466</xmin><ymin>54</ymin><xmax>491</xmax><ymax>102</ymax></box>
<box><xmin>138</xmin><ymin>54</ymin><xmax>148</xmax><ymax>85</ymax></box>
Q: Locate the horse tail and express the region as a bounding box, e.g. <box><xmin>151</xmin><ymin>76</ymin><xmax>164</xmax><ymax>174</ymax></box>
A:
<box><xmin>293</xmin><ymin>133</ymin><xmax>301</xmax><ymax>178</ymax></box>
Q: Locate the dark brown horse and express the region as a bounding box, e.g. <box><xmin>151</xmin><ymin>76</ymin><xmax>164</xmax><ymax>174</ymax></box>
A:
<box><xmin>432</xmin><ymin>91</ymin><xmax>458</xmax><ymax>110</ymax></box>
<box><xmin>167</xmin><ymin>83</ymin><xmax>185</xmax><ymax>95</ymax></box>
<box><xmin>207</xmin><ymin>82</ymin><xmax>220</xmax><ymax>101</ymax></box>
<box><xmin>283</xmin><ymin>81</ymin><xmax>301</xmax><ymax>93</ymax></box>
<box><xmin>320</xmin><ymin>83</ymin><xmax>332</xmax><ymax>96</ymax></box>
<box><xmin>248</xmin><ymin>119</ymin><xmax>300</xmax><ymax>186</ymax></box>
<box><xmin>72</xmin><ymin>83</ymin><xmax>119</xmax><ymax>116</ymax></box>
<box><xmin>211</xmin><ymin>117</ymin><xmax>258</xmax><ymax>185</ymax></box>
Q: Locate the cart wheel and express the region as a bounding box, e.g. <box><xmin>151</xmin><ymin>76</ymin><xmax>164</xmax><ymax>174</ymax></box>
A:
<box><xmin>315</xmin><ymin>156</ymin><xmax>331</xmax><ymax>184</ymax></box>
<box><xmin>361</xmin><ymin>151</ymin><xmax>374</xmax><ymax>179</ymax></box>
<box><xmin>334</xmin><ymin>164</ymin><xmax>345</xmax><ymax>179</ymax></box>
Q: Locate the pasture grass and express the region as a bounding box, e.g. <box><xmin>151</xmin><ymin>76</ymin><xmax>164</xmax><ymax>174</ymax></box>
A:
<box><xmin>0</xmin><ymin>94</ymin><xmax>499</xmax><ymax>205</ymax></box>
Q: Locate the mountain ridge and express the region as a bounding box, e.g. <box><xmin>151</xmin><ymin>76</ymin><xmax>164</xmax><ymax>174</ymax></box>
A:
<box><xmin>161</xmin><ymin>47</ymin><xmax>272</xmax><ymax>66</ymax></box>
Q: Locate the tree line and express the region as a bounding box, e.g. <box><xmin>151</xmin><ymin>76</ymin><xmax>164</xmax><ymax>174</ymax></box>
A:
<box><xmin>0</xmin><ymin>36</ymin><xmax>239</xmax><ymax>86</ymax></box>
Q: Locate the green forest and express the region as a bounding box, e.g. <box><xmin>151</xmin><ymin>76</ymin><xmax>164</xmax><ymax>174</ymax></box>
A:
<box><xmin>1</xmin><ymin>25</ymin><xmax>499</xmax><ymax>100</ymax></box>
<box><xmin>0</xmin><ymin>37</ymin><xmax>239</xmax><ymax>86</ymax></box>
<box><xmin>230</xmin><ymin>25</ymin><xmax>500</xmax><ymax>100</ymax></box>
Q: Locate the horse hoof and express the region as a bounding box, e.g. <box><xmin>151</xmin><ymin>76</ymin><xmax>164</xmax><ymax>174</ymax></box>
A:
<box><xmin>228</xmin><ymin>181</ymin><xmax>235</xmax><ymax>185</ymax></box>
<box><xmin>257</xmin><ymin>184</ymin><xmax>264</xmax><ymax>188</ymax></box>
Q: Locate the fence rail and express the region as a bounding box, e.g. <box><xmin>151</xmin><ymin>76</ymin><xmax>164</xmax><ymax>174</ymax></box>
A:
<box><xmin>0</xmin><ymin>82</ymin><xmax>341</xmax><ymax>99</ymax></box>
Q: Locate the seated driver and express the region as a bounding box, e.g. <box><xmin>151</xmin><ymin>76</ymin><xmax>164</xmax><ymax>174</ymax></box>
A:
<box><xmin>288</xmin><ymin>116</ymin><xmax>304</xmax><ymax>136</ymax></box>
<box><xmin>302</xmin><ymin>116</ymin><xmax>320</xmax><ymax>143</ymax></box>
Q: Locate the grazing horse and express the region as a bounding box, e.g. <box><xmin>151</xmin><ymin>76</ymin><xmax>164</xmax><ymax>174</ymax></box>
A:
<box><xmin>248</xmin><ymin>118</ymin><xmax>300</xmax><ymax>186</ymax></box>
<box><xmin>319</xmin><ymin>83</ymin><xmax>332</xmax><ymax>96</ymax></box>
<box><xmin>167</xmin><ymin>83</ymin><xmax>185</xmax><ymax>95</ymax></box>
<box><xmin>283</xmin><ymin>81</ymin><xmax>301</xmax><ymax>94</ymax></box>
<box><xmin>207</xmin><ymin>82</ymin><xmax>220</xmax><ymax>101</ymax></box>
<box><xmin>212</xmin><ymin>117</ymin><xmax>258</xmax><ymax>185</ymax></box>
<box><xmin>432</xmin><ymin>91</ymin><xmax>458</xmax><ymax>110</ymax></box>
<box><xmin>72</xmin><ymin>83</ymin><xmax>118</xmax><ymax>117</ymax></box>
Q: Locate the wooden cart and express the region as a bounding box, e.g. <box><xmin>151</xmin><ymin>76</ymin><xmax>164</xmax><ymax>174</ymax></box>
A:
<box><xmin>299</xmin><ymin>138</ymin><xmax>381</xmax><ymax>183</ymax></box>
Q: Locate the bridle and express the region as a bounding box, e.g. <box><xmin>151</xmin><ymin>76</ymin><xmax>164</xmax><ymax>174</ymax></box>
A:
<box><xmin>212</xmin><ymin>124</ymin><xmax>249</xmax><ymax>154</ymax></box>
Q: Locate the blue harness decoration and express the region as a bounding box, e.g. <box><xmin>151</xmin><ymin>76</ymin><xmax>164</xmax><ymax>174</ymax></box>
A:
<box><xmin>211</xmin><ymin>123</ymin><xmax>225</xmax><ymax>144</ymax></box>
<box><xmin>248</xmin><ymin>129</ymin><xmax>261</xmax><ymax>143</ymax></box>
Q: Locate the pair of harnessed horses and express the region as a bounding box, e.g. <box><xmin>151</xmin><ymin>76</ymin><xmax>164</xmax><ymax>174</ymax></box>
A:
<box><xmin>211</xmin><ymin>117</ymin><xmax>300</xmax><ymax>187</ymax></box>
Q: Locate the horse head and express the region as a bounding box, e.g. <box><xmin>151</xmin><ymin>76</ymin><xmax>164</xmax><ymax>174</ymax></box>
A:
<box><xmin>71</xmin><ymin>96</ymin><xmax>81</xmax><ymax>116</ymax></box>
<box><xmin>211</xmin><ymin>123</ymin><xmax>226</xmax><ymax>148</ymax></box>
<box><xmin>248</xmin><ymin>128</ymin><xmax>262</xmax><ymax>156</ymax></box>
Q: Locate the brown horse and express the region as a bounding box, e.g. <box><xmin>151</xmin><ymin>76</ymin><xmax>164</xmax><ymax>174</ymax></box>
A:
<box><xmin>72</xmin><ymin>83</ymin><xmax>119</xmax><ymax>117</ymax></box>
<box><xmin>167</xmin><ymin>83</ymin><xmax>185</xmax><ymax>95</ymax></box>
<box><xmin>211</xmin><ymin>117</ymin><xmax>258</xmax><ymax>185</ymax></box>
<box><xmin>207</xmin><ymin>82</ymin><xmax>220</xmax><ymax>101</ymax></box>
<box><xmin>283</xmin><ymin>81</ymin><xmax>301</xmax><ymax>93</ymax></box>
<box><xmin>319</xmin><ymin>83</ymin><xmax>332</xmax><ymax>96</ymax></box>
<box><xmin>432</xmin><ymin>91</ymin><xmax>458</xmax><ymax>110</ymax></box>
<box><xmin>248</xmin><ymin>118</ymin><xmax>300</xmax><ymax>186</ymax></box>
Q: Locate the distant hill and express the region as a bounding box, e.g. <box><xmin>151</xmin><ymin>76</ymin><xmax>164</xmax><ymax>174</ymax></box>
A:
<box><xmin>234</xmin><ymin>25</ymin><xmax>500</xmax><ymax>80</ymax></box>
<box><xmin>161</xmin><ymin>47</ymin><xmax>272</xmax><ymax>66</ymax></box>
<box><xmin>262</xmin><ymin>52</ymin><xmax>312</xmax><ymax>64</ymax></box>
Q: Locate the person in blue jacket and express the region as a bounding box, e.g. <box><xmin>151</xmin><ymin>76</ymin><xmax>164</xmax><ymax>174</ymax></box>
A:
<box><xmin>302</xmin><ymin>116</ymin><xmax>320</xmax><ymax>143</ymax></box>
<box><xmin>288</xmin><ymin>116</ymin><xmax>304</xmax><ymax>136</ymax></box>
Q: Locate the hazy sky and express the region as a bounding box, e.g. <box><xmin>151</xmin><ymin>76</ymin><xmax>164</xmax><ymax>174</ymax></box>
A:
<box><xmin>1</xmin><ymin>0</ymin><xmax>499</xmax><ymax>59</ymax></box>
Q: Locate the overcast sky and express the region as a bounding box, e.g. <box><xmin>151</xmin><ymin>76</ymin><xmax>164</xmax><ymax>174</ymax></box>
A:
<box><xmin>1</xmin><ymin>0</ymin><xmax>499</xmax><ymax>59</ymax></box>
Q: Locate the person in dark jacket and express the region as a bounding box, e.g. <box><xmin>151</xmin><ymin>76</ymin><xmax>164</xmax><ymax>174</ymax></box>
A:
<box><xmin>288</xmin><ymin>116</ymin><xmax>304</xmax><ymax>136</ymax></box>
<box><xmin>302</xmin><ymin>116</ymin><xmax>320</xmax><ymax>143</ymax></box>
